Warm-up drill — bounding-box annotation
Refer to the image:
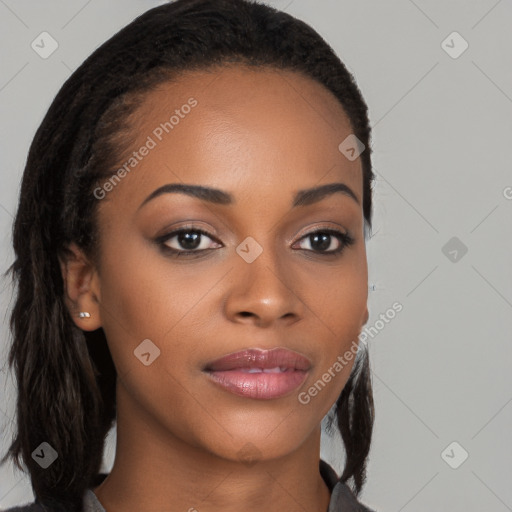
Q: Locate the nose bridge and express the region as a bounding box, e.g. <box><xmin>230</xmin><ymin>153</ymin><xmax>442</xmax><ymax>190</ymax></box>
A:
<box><xmin>225</xmin><ymin>233</ymin><xmax>302</xmax><ymax>324</ymax></box>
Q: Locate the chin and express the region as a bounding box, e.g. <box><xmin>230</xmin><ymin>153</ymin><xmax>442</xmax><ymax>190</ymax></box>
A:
<box><xmin>195</xmin><ymin>415</ymin><xmax>317</xmax><ymax>464</ymax></box>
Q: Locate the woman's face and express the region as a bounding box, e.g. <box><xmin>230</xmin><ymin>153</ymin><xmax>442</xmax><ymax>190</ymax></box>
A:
<box><xmin>88</xmin><ymin>65</ymin><xmax>368</xmax><ymax>462</ymax></box>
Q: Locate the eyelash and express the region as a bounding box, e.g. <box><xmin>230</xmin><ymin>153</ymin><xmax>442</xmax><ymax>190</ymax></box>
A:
<box><xmin>155</xmin><ymin>226</ymin><xmax>355</xmax><ymax>258</ymax></box>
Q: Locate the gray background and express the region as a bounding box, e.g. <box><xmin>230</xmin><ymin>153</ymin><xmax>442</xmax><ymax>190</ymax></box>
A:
<box><xmin>1</xmin><ymin>1</ymin><xmax>511</xmax><ymax>510</ymax></box>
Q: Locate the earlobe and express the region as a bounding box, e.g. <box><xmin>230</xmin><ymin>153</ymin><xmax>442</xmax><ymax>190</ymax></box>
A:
<box><xmin>59</xmin><ymin>242</ymin><xmax>102</xmax><ymax>331</ymax></box>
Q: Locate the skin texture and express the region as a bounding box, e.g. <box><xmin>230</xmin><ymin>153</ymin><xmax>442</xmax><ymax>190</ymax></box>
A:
<box><xmin>60</xmin><ymin>65</ymin><xmax>369</xmax><ymax>512</ymax></box>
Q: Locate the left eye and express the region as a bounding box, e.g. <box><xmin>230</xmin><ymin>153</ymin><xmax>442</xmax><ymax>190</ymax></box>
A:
<box><xmin>294</xmin><ymin>229</ymin><xmax>355</xmax><ymax>255</ymax></box>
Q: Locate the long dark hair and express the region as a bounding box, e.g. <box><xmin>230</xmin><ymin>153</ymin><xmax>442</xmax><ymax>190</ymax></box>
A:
<box><xmin>1</xmin><ymin>0</ymin><xmax>375</xmax><ymax>509</ymax></box>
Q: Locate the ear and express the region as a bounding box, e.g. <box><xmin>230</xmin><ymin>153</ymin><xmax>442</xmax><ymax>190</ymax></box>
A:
<box><xmin>58</xmin><ymin>242</ymin><xmax>102</xmax><ymax>331</ymax></box>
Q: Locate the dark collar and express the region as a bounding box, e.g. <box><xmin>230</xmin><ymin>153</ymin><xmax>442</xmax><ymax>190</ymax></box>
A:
<box><xmin>93</xmin><ymin>460</ymin><xmax>339</xmax><ymax>490</ymax></box>
<box><xmin>319</xmin><ymin>458</ymin><xmax>340</xmax><ymax>492</ymax></box>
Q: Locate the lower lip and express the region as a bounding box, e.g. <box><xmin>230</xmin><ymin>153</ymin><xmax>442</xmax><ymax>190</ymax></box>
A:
<box><xmin>204</xmin><ymin>369</ymin><xmax>309</xmax><ymax>400</ymax></box>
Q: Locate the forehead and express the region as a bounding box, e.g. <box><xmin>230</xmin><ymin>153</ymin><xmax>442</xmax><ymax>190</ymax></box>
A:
<box><xmin>98</xmin><ymin>65</ymin><xmax>362</xmax><ymax>212</ymax></box>
<box><xmin>142</xmin><ymin>64</ymin><xmax>348</xmax><ymax>115</ymax></box>
<box><xmin>138</xmin><ymin>65</ymin><xmax>354</xmax><ymax>145</ymax></box>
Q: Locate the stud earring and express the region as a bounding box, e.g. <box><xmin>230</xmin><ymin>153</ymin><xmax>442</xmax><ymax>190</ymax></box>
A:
<box><xmin>78</xmin><ymin>312</ymin><xmax>91</xmax><ymax>318</ymax></box>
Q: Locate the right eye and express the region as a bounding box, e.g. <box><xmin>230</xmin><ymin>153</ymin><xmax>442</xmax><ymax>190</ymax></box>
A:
<box><xmin>156</xmin><ymin>227</ymin><xmax>222</xmax><ymax>257</ymax></box>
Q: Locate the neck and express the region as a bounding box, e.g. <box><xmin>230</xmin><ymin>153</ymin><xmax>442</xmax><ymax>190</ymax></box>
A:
<box><xmin>93</xmin><ymin>385</ymin><xmax>332</xmax><ymax>512</ymax></box>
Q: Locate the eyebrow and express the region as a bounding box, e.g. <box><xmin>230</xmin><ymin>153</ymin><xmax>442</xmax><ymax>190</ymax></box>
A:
<box><xmin>137</xmin><ymin>181</ymin><xmax>360</xmax><ymax>211</ymax></box>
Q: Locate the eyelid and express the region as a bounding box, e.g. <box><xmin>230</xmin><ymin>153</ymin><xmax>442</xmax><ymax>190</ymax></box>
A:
<box><xmin>154</xmin><ymin>221</ymin><xmax>220</xmax><ymax>240</ymax></box>
<box><xmin>293</xmin><ymin>221</ymin><xmax>350</xmax><ymax>239</ymax></box>
<box><xmin>155</xmin><ymin>225</ymin><xmax>222</xmax><ymax>248</ymax></box>
<box><xmin>155</xmin><ymin>221</ymin><xmax>348</xmax><ymax>243</ymax></box>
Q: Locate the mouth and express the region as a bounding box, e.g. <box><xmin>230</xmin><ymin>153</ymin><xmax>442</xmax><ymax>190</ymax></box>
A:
<box><xmin>203</xmin><ymin>347</ymin><xmax>311</xmax><ymax>400</ymax></box>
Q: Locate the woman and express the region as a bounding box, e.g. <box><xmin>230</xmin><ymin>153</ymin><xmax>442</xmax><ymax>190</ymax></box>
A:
<box><xmin>2</xmin><ymin>0</ymin><xmax>377</xmax><ymax>510</ymax></box>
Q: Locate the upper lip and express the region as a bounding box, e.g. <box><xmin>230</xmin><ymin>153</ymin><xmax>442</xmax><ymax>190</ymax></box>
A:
<box><xmin>204</xmin><ymin>347</ymin><xmax>312</xmax><ymax>372</ymax></box>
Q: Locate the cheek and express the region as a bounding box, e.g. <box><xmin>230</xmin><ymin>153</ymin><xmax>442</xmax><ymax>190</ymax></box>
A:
<box><xmin>298</xmin><ymin>254</ymin><xmax>367</xmax><ymax>410</ymax></box>
<box><xmin>304</xmin><ymin>251</ymin><xmax>368</xmax><ymax>339</ymax></box>
<box><xmin>314</xmin><ymin>281</ymin><xmax>367</xmax><ymax>335</ymax></box>
<box><xmin>96</xmin><ymin>236</ymin><xmax>226</xmax><ymax>369</ymax></box>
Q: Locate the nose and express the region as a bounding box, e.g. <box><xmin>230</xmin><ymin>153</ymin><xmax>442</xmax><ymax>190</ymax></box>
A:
<box><xmin>223</xmin><ymin>242</ymin><xmax>304</xmax><ymax>328</ymax></box>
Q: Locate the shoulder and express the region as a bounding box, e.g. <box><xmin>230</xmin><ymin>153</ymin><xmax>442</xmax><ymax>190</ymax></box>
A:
<box><xmin>3</xmin><ymin>473</ymin><xmax>109</xmax><ymax>512</ymax></box>
<box><xmin>330</xmin><ymin>480</ymin><xmax>378</xmax><ymax>512</ymax></box>
<box><xmin>320</xmin><ymin>459</ymin><xmax>377</xmax><ymax>512</ymax></box>
<box><xmin>2</xmin><ymin>503</ymin><xmax>44</xmax><ymax>512</ymax></box>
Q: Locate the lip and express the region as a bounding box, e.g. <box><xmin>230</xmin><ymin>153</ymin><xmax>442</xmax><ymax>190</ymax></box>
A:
<box><xmin>203</xmin><ymin>348</ymin><xmax>311</xmax><ymax>400</ymax></box>
<box><xmin>204</xmin><ymin>347</ymin><xmax>312</xmax><ymax>372</ymax></box>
